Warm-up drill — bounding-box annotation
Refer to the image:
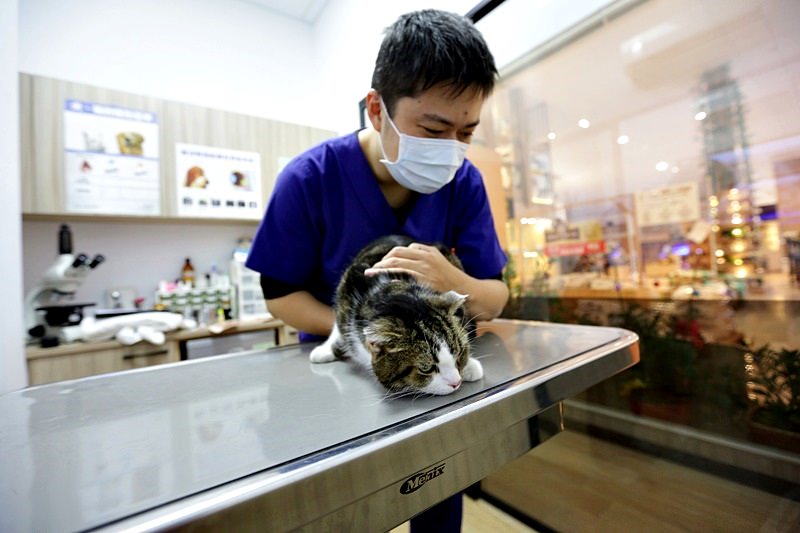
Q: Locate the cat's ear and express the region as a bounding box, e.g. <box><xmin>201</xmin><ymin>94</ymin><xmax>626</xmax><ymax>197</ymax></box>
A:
<box><xmin>363</xmin><ymin>326</ymin><xmax>387</xmax><ymax>358</ymax></box>
<box><xmin>440</xmin><ymin>290</ymin><xmax>468</xmax><ymax>314</ymax></box>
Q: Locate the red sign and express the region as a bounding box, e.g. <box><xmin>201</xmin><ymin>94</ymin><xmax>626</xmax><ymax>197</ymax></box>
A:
<box><xmin>545</xmin><ymin>240</ymin><xmax>606</xmax><ymax>257</ymax></box>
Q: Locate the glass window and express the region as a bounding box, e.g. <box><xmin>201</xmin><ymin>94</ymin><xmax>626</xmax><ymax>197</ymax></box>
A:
<box><xmin>472</xmin><ymin>0</ymin><xmax>800</xmax><ymax>528</ymax></box>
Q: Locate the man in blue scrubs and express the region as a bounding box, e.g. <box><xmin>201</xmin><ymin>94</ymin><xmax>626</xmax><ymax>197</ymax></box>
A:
<box><xmin>246</xmin><ymin>9</ymin><xmax>508</xmax><ymax>531</ymax></box>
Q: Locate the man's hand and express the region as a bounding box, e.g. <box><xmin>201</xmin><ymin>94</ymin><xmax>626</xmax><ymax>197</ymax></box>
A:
<box><xmin>364</xmin><ymin>243</ymin><xmax>468</xmax><ymax>293</ymax></box>
<box><xmin>364</xmin><ymin>242</ymin><xmax>509</xmax><ymax>320</ymax></box>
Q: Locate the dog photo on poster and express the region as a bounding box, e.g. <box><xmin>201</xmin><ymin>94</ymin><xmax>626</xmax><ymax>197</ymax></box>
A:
<box><xmin>175</xmin><ymin>143</ymin><xmax>262</xmax><ymax>220</ymax></box>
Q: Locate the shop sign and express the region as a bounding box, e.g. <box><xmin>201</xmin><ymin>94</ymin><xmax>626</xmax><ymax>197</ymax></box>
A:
<box><xmin>545</xmin><ymin>226</ymin><xmax>580</xmax><ymax>242</ymax></box>
<box><xmin>635</xmin><ymin>182</ymin><xmax>700</xmax><ymax>227</ymax></box>
<box><xmin>545</xmin><ymin>240</ymin><xmax>607</xmax><ymax>257</ymax></box>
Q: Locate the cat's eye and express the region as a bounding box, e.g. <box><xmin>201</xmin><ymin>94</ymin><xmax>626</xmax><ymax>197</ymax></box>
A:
<box><xmin>418</xmin><ymin>363</ymin><xmax>436</xmax><ymax>375</ymax></box>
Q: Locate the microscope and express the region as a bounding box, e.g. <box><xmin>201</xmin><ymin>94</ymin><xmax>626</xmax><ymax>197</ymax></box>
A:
<box><xmin>25</xmin><ymin>224</ymin><xmax>105</xmax><ymax>346</ymax></box>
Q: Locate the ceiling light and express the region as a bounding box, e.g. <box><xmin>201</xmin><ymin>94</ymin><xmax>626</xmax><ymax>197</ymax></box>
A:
<box><xmin>547</xmin><ymin>132</ymin><xmax>556</xmax><ymax>140</ymax></box>
<box><xmin>695</xmin><ymin>111</ymin><xmax>707</xmax><ymax>121</ymax></box>
<box><xmin>617</xmin><ymin>135</ymin><xmax>629</xmax><ymax>145</ymax></box>
<box><xmin>655</xmin><ymin>161</ymin><xmax>669</xmax><ymax>172</ymax></box>
<box><xmin>578</xmin><ymin>119</ymin><xmax>590</xmax><ymax>129</ymax></box>
<box><xmin>671</xmin><ymin>166</ymin><xmax>680</xmax><ymax>173</ymax></box>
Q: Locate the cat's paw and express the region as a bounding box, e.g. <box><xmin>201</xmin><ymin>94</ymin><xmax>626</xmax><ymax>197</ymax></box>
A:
<box><xmin>461</xmin><ymin>357</ymin><xmax>484</xmax><ymax>382</ymax></box>
<box><xmin>309</xmin><ymin>344</ymin><xmax>336</xmax><ymax>363</ymax></box>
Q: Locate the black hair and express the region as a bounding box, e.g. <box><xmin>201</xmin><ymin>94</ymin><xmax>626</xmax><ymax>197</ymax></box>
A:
<box><xmin>371</xmin><ymin>9</ymin><xmax>497</xmax><ymax>115</ymax></box>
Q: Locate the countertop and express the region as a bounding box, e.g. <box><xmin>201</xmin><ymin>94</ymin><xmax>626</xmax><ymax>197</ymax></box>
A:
<box><xmin>2</xmin><ymin>319</ymin><xmax>638</xmax><ymax>532</ymax></box>
<box><xmin>26</xmin><ymin>316</ymin><xmax>285</xmax><ymax>359</ymax></box>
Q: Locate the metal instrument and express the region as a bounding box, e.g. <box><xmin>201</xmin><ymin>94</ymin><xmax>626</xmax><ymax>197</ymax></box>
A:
<box><xmin>0</xmin><ymin>320</ymin><xmax>638</xmax><ymax>532</ymax></box>
<box><xmin>24</xmin><ymin>224</ymin><xmax>104</xmax><ymax>344</ymax></box>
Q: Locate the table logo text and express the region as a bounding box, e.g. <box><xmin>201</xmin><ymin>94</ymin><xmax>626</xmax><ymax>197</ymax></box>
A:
<box><xmin>400</xmin><ymin>463</ymin><xmax>446</xmax><ymax>494</ymax></box>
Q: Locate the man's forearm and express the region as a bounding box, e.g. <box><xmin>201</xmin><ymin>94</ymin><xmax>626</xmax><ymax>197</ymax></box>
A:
<box><xmin>459</xmin><ymin>277</ymin><xmax>509</xmax><ymax>321</ymax></box>
<box><xmin>266</xmin><ymin>291</ymin><xmax>335</xmax><ymax>336</ymax></box>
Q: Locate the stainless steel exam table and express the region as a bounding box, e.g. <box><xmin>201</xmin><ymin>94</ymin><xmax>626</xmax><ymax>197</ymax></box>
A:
<box><xmin>0</xmin><ymin>319</ymin><xmax>639</xmax><ymax>532</ymax></box>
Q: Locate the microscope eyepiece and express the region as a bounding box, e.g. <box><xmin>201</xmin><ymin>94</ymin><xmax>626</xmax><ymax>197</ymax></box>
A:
<box><xmin>71</xmin><ymin>254</ymin><xmax>89</xmax><ymax>268</ymax></box>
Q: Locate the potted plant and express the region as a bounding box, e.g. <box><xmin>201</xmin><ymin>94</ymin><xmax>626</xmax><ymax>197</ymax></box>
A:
<box><xmin>744</xmin><ymin>344</ymin><xmax>800</xmax><ymax>453</ymax></box>
<box><xmin>614</xmin><ymin>302</ymin><xmax>698</xmax><ymax>424</ymax></box>
<box><xmin>501</xmin><ymin>251</ymin><xmax>553</xmax><ymax>321</ymax></box>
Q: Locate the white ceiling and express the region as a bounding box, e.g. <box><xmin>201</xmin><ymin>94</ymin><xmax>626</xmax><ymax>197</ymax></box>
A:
<box><xmin>239</xmin><ymin>0</ymin><xmax>329</xmax><ymax>24</ymax></box>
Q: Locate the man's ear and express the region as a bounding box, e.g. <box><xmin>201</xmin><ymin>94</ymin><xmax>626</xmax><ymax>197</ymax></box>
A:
<box><xmin>365</xmin><ymin>89</ymin><xmax>383</xmax><ymax>132</ymax></box>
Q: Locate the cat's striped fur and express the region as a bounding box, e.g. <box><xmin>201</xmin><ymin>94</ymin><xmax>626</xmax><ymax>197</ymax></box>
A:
<box><xmin>309</xmin><ymin>235</ymin><xmax>483</xmax><ymax>395</ymax></box>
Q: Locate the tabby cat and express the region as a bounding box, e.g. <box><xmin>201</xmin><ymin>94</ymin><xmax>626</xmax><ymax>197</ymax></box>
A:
<box><xmin>309</xmin><ymin>235</ymin><xmax>483</xmax><ymax>395</ymax></box>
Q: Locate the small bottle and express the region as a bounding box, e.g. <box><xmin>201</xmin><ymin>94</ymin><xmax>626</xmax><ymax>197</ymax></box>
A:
<box><xmin>181</xmin><ymin>258</ymin><xmax>195</xmax><ymax>286</ymax></box>
<box><xmin>59</xmin><ymin>224</ymin><xmax>73</xmax><ymax>255</ymax></box>
<box><xmin>208</xmin><ymin>265</ymin><xmax>220</xmax><ymax>287</ymax></box>
<box><xmin>221</xmin><ymin>291</ymin><xmax>233</xmax><ymax>320</ymax></box>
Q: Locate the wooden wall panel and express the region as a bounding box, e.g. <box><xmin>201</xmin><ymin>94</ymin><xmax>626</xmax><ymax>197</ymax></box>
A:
<box><xmin>19</xmin><ymin>73</ymin><xmax>335</xmax><ymax>218</ymax></box>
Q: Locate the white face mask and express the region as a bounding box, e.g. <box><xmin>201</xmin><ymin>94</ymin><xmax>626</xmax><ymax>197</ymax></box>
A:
<box><xmin>378</xmin><ymin>98</ymin><xmax>469</xmax><ymax>194</ymax></box>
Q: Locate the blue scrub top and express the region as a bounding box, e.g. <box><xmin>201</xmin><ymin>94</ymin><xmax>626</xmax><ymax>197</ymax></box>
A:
<box><xmin>246</xmin><ymin>131</ymin><xmax>506</xmax><ymax>336</ymax></box>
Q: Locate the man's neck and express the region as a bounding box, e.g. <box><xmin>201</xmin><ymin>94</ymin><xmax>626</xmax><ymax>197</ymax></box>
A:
<box><xmin>357</xmin><ymin>128</ymin><xmax>414</xmax><ymax>209</ymax></box>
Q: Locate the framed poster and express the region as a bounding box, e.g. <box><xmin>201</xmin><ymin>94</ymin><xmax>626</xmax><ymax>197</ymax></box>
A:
<box><xmin>64</xmin><ymin>99</ymin><xmax>160</xmax><ymax>215</ymax></box>
<box><xmin>635</xmin><ymin>182</ymin><xmax>700</xmax><ymax>227</ymax></box>
<box><xmin>175</xmin><ymin>143</ymin><xmax>263</xmax><ymax>219</ymax></box>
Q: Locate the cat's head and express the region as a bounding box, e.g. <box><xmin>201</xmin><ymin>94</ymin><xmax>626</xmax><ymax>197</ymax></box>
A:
<box><xmin>363</xmin><ymin>290</ymin><xmax>471</xmax><ymax>395</ymax></box>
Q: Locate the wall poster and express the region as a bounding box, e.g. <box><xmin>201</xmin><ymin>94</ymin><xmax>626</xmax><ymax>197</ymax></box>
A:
<box><xmin>64</xmin><ymin>99</ymin><xmax>160</xmax><ymax>215</ymax></box>
<box><xmin>175</xmin><ymin>143</ymin><xmax>262</xmax><ymax>219</ymax></box>
<box><xmin>635</xmin><ymin>182</ymin><xmax>700</xmax><ymax>227</ymax></box>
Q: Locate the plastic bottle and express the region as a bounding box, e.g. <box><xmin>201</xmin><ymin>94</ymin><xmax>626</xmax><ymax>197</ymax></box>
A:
<box><xmin>181</xmin><ymin>258</ymin><xmax>195</xmax><ymax>286</ymax></box>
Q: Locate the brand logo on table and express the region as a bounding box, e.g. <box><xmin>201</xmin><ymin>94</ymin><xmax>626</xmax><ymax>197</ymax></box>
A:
<box><xmin>400</xmin><ymin>462</ymin><xmax>446</xmax><ymax>494</ymax></box>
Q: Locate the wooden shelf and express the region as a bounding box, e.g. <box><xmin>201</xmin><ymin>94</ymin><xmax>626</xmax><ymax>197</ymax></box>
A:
<box><xmin>22</xmin><ymin>212</ymin><xmax>261</xmax><ymax>226</ymax></box>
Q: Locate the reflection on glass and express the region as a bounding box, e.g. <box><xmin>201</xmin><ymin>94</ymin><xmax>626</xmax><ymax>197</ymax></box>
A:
<box><xmin>473</xmin><ymin>0</ymin><xmax>800</xmax><ymax>456</ymax></box>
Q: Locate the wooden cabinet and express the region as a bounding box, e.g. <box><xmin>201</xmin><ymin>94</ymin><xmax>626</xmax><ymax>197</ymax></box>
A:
<box><xmin>19</xmin><ymin>73</ymin><xmax>335</xmax><ymax>219</ymax></box>
<box><xmin>27</xmin><ymin>340</ymin><xmax>181</xmax><ymax>386</ymax></box>
<box><xmin>277</xmin><ymin>324</ymin><xmax>300</xmax><ymax>346</ymax></box>
<box><xmin>119</xmin><ymin>342</ymin><xmax>181</xmax><ymax>370</ymax></box>
<box><xmin>28</xmin><ymin>348</ymin><xmax>124</xmax><ymax>386</ymax></box>
<box><xmin>26</xmin><ymin>319</ymin><xmax>288</xmax><ymax>386</ymax></box>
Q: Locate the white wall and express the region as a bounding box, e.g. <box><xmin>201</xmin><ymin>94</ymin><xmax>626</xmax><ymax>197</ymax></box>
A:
<box><xmin>19</xmin><ymin>0</ymin><xmax>320</xmax><ymax>128</ymax></box>
<box><xmin>310</xmin><ymin>0</ymin><xmax>476</xmax><ymax>133</ymax></box>
<box><xmin>309</xmin><ymin>0</ymin><xmax>615</xmax><ymax>133</ymax></box>
<box><xmin>18</xmin><ymin>0</ymin><xmax>618</xmax><ymax>141</ymax></box>
<box><xmin>14</xmin><ymin>0</ymin><xmax>618</xmax><ymax>370</ymax></box>
<box><xmin>23</xmin><ymin>221</ymin><xmax>258</xmax><ymax>309</ymax></box>
<box><xmin>2</xmin><ymin>0</ymin><xmax>27</xmax><ymax>393</ymax></box>
<box><xmin>15</xmin><ymin>0</ymin><xmax>479</xmax><ymax>318</ymax></box>
<box><xmin>17</xmin><ymin>0</ymin><xmax>323</xmax><ymax>335</ymax></box>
